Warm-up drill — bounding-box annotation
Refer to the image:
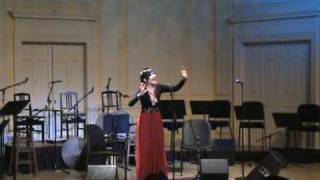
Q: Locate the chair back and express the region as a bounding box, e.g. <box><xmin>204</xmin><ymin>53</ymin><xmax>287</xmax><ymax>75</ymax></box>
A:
<box><xmin>85</xmin><ymin>124</ymin><xmax>106</xmax><ymax>152</ymax></box>
<box><xmin>189</xmin><ymin>100</ymin><xmax>212</xmax><ymax>115</ymax></box>
<box><xmin>14</xmin><ymin>93</ymin><xmax>32</xmax><ymax>115</ymax></box>
<box><xmin>242</xmin><ymin>101</ymin><xmax>265</xmax><ymax>121</ymax></box>
<box><xmin>60</xmin><ymin>91</ymin><xmax>79</xmax><ymax>113</ymax></box>
<box><xmin>103</xmin><ymin>113</ymin><xmax>130</xmax><ymax>136</ymax></box>
<box><xmin>297</xmin><ymin>104</ymin><xmax>320</xmax><ymax>123</ymax></box>
<box><xmin>101</xmin><ymin>91</ymin><xmax>120</xmax><ymax>113</ymax></box>
<box><xmin>209</xmin><ymin>100</ymin><xmax>231</xmax><ymax>119</ymax></box>
<box><xmin>182</xmin><ymin>120</ymin><xmax>212</xmax><ymax>149</ymax></box>
<box><xmin>84</xmin><ymin>125</ymin><xmax>107</xmax><ymax>168</ymax></box>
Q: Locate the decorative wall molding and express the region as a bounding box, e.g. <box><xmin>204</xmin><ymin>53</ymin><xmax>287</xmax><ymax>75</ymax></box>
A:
<box><xmin>228</xmin><ymin>11</ymin><xmax>320</xmax><ymax>24</ymax></box>
<box><xmin>8</xmin><ymin>11</ymin><xmax>98</xmax><ymax>22</ymax></box>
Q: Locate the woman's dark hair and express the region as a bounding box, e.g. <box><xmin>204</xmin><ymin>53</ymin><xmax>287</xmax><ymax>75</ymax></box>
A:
<box><xmin>140</xmin><ymin>68</ymin><xmax>156</xmax><ymax>82</ymax></box>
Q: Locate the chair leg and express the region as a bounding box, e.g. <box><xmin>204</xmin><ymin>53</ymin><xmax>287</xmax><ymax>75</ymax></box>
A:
<box><xmin>294</xmin><ymin>131</ymin><xmax>297</xmax><ymax>148</ymax></box>
<box><xmin>261</xmin><ymin>128</ymin><xmax>264</xmax><ymax>151</ymax></box>
<box><xmin>31</xmin><ymin>139</ymin><xmax>38</xmax><ymax>175</ymax></box>
<box><xmin>264</xmin><ymin>127</ymin><xmax>267</xmax><ymax>150</ymax></box>
<box><xmin>15</xmin><ymin>141</ymin><xmax>20</xmax><ymax>175</ymax></box>
<box><xmin>83</xmin><ymin>123</ymin><xmax>86</xmax><ymax>138</ymax></box>
<box><xmin>286</xmin><ymin>130</ymin><xmax>290</xmax><ymax>149</ymax></box>
<box><xmin>249</xmin><ymin>128</ymin><xmax>252</xmax><ymax>152</ymax></box>
<box><xmin>9</xmin><ymin>145</ymin><xmax>14</xmax><ymax>174</ymax></box>
<box><xmin>77</xmin><ymin>123</ymin><xmax>79</xmax><ymax>137</ymax></box>
<box><xmin>241</xmin><ymin>127</ymin><xmax>244</xmax><ymax>152</ymax></box>
<box><xmin>42</xmin><ymin>124</ymin><xmax>45</xmax><ymax>142</ymax></box>
<box><xmin>238</xmin><ymin>126</ymin><xmax>241</xmax><ymax>150</ymax></box>
<box><xmin>60</xmin><ymin>122</ymin><xmax>63</xmax><ymax>138</ymax></box>
<box><xmin>229</xmin><ymin>123</ymin><xmax>234</xmax><ymax>141</ymax></box>
<box><xmin>66</xmin><ymin>123</ymin><xmax>69</xmax><ymax>139</ymax></box>
<box><xmin>180</xmin><ymin>149</ymin><xmax>183</xmax><ymax>176</ymax></box>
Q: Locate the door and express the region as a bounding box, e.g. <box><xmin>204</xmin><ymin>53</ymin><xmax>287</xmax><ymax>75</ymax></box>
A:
<box><xmin>15</xmin><ymin>43</ymin><xmax>86</xmax><ymax>139</ymax></box>
<box><xmin>243</xmin><ymin>41</ymin><xmax>310</xmax><ymax>148</ymax></box>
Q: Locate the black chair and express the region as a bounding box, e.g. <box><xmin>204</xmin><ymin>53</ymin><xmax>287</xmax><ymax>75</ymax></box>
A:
<box><xmin>180</xmin><ymin>120</ymin><xmax>212</xmax><ymax>176</ymax></box>
<box><xmin>60</xmin><ymin>91</ymin><xmax>86</xmax><ymax>139</ymax></box>
<box><xmin>101</xmin><ymin>91</ymin><xmax>121</xmax><ymax>113</ymax></box>
<box><xmin>208</xmin><ymin>100</ymin><xmax>234</xmax><ymax>140</ymax></box>
<box><xmin>102</xmin><ymin>113</ymin><xmax>130</xmax><ymax>179</ymax></box>
<box><xmin>14</xmin><ymin>93</ymin><xmax>45</xmax><ymax>142</ymax></box>
<box><xmin>297</xmin><ymin>104</ymin><xmax>320</xmax><ymax>148</ymax></box>
<box><xmin>236</xmin><ymin>101</ymin><xmax>266</xmax><ymax>151</ymax></box>
<box><xmin>85</xmin><ymin>125</ymin><xmax>114</xmax><ymax>171</ymax></box>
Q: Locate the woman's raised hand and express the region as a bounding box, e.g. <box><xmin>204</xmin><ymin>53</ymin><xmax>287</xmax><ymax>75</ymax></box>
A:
<box><xmin>181</xmin><ymin>69</ymin><xmax>188</xmax><ymax>79</ymax></box>
<box><xmin>139</xmin><ymin>82</ymin><xmax>147</xmax><ymax>95</ymax></box>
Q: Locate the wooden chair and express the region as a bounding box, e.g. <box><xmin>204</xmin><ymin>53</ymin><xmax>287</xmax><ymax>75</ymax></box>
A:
<box><xmin>60</xmin><ymin>91</ymin><xmax>86</xmax><ymax>139</ymax></box>
<box><xmin>14</xmin><ymin>93</ymin><xmax>45</xmax><ymax>142</ymax></box>
<box><xmin>101</xmin><ymin>91</ymin><xmax>120</xmax><ymax>113</ymax></box>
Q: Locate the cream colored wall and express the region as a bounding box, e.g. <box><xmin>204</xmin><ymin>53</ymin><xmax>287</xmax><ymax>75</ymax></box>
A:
<box><xmin>0</xmin><ymin>0</ymin><xmax>4</xmax><ymax>88</ymax></box>
<box><xmin>0</xmin><ymin>1</ymin><xmax>216</xmax><ymax>124</ymax></box>
<box><xmin>2</xmin><ymin>0</ymin><xmax>319</xmax><ymax>147</ymax></box>
<box><xmin>100</xmin><ymin>0</ymin><xmax>216</xmax><ymax>118</ymax></box>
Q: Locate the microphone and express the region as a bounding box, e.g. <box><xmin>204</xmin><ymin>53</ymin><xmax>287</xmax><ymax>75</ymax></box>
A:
<box><xmin>106</xmin><ymin>77</ymin><xmax>111</xmax><ymax>90</ymax></box>
<box><xmin>49</xmin><ymin>80</ymin><xmax>63</xmax><ymax>84</ymax></box>
<box><xmin>89</xmin><ymin>87</ymin><xmax>94</xmax><ymax>94</ymax></box>
<box><xmin>117</xmin><ymin>91</ymin><xmax>130</xmax><ymax>98</ymax></box>
<box><xmin>23</xmin><ymin>77</ymin><xmax>29</xmax><ymax>84</ymax></box>
<box><xmin>235</xmin><ymin>78</ymin><xmax>244</xmax><ymax>85</ymax></box>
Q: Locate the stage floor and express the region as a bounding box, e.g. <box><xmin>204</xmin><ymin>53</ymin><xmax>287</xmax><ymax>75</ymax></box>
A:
<box><xmin>2</xmin><ymin>162</ymin><xmax>320</xmax><ymax>180</ymax></box>
<box><xmin>3</xmin><ymin>142</ymin><xmax>320</xmax><ymax>179</ymax></box>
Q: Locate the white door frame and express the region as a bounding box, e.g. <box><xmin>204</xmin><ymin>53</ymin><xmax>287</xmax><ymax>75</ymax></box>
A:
<box><xmin>232</xmin><ymin>33</ymin><xmax>318</xmax><ymax>147</ymax></box>
<box><xmin>233</xmin><ymin>33</ymin><xmax>317</xmax><ymax>105</ymax></box>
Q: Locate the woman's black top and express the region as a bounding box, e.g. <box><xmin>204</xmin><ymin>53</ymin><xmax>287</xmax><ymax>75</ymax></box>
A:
<box><xmin>128</xmin><ymin>79</ymin><xmax>186</xmax><ymax>109</ymax></box>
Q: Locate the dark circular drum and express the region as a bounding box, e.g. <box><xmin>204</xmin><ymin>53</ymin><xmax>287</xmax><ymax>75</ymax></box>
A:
<box><xmin>61</xmin><ymin>136</ymin><xmax>85</xmax><ymax>168</ymax></box>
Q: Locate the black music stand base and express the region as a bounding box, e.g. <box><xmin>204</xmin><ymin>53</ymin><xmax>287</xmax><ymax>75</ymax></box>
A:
<box><xmin>52</xmin><ymin>110</ymin><xmax>70</xmax><ymax>175</ymax></box>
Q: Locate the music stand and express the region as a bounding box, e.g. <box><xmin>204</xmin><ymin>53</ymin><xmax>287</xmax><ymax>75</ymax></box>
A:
<box><xmin>272</xmin><ymin>113</ymin><xmax>300</xmax><ymax>148</ymax></box>
<box><xmin>159</xmin><ymin>100</ymin><xmax>186</xmax><ymax>131</ymax></box>
<box><xmin>0</xmin><ymin>100</ymin><xmax>29</xmax><ymax>180</ymax></box>
<box><xmin>0</xmin><ymin>120</ymin><xmax>9</xmax><ymax>177</ymax></box>
<box><xmin>189</xmin><ymin>101</ymin><xmax>212</xmax><ymax>120</ymax></box>
<box><xmin>159</xmin><ymin>100</ymin><xmax>186</xmax><ymax>178</ymax></box>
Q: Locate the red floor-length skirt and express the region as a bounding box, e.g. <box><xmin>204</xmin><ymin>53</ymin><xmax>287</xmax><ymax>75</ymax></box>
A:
<box><xmin>136</xmin><ymin>111</ymin><xmax>168</xmax><ymax>180</ymax></box>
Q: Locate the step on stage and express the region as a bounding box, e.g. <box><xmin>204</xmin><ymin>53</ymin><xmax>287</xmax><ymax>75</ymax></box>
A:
<box><xmin>4</xmin><ymin>141</ymin><xmax>67</xmax><ymax>173</ymax></box>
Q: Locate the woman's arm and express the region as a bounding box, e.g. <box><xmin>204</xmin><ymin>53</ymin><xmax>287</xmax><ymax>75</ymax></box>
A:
<box><xmin>128</xmin><ymin>82</ymin><xmax>147</xmax><ymax>107</ymax></box>
<box><xmin>128</xmin><ymin>92</ymin><xmax>140</xmax><ymax>107</ymax></box>
<box><xmin>158</xmin><ymin>69</ymin><xmax>187</xmax><ymax>93</ymax></box>
<box><xmin>159</xmin><ymin>78</ymin><xmax>186</xmax><ymax>93</ymax></box>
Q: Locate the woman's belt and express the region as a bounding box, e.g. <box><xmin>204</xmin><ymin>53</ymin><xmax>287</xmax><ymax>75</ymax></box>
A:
<box><xmin>141</xmin><ymin>107</ymin><xmax>160</xmax><ymax>113</ymax></box>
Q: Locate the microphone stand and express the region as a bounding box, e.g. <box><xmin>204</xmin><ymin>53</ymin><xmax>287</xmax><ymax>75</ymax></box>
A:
<box><xmin>235</xmin><ymin>81</ymin><xmax>246</xmax><ymax>180</ymax></box>
<box><xmin>0</xmin><ymin>78</ymin><xmax>28</xmax><ymax>105</ymax></box>
<box><xmin>46</xmin><ymin>81</ymin><xmax>70</xmax><ymax>174</ymax></box>
<box><xmin>189</xmin><ymin>122</ymin><xmax>201</xmax><ymax>180</ymax></box>
<box><xmin>168</xmin><ymin>86</ymin><xmax>177</xmax><ymax>180</ymax></box>
<box><xmin>67</xmin><ymin>87</ymin><xmax>94</xmax><ymax>113</ymax></box>
<box><xmin>46</xmin><ymin>82</ymin><xmax>55</xmax><ymax>140</ymax></box>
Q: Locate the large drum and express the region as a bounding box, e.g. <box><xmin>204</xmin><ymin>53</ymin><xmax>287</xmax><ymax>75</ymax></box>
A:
<box><xmin>61</xmin><ymin>136</ymin><xmax>85</xmax><ymax>169</ymax></box>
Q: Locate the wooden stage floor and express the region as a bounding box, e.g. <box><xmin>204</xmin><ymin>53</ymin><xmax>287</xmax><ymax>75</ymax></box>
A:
<box><xmin>3</xmin><ymin>142</ymin><xmax>320</xmax><ymax>180</ymax></box>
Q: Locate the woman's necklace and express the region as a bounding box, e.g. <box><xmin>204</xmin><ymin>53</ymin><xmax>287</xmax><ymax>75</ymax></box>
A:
<box><xmin>147</xmin><ymin>86</ymin><xmax>158</xmax><ymax>106</ymax></box>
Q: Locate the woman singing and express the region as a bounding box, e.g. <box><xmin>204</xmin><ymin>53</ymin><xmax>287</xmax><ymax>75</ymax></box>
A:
<box><xmin>128</xmin><ymin>67</ymin><xmax>187</xmax><ymax>180</ymax></box>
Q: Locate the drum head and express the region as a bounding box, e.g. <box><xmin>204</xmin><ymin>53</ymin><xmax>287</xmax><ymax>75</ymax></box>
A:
<box><xmin>61</xmin><ymin>136</ymin><xmax>85</xmax><ymax>168</ymax></box>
